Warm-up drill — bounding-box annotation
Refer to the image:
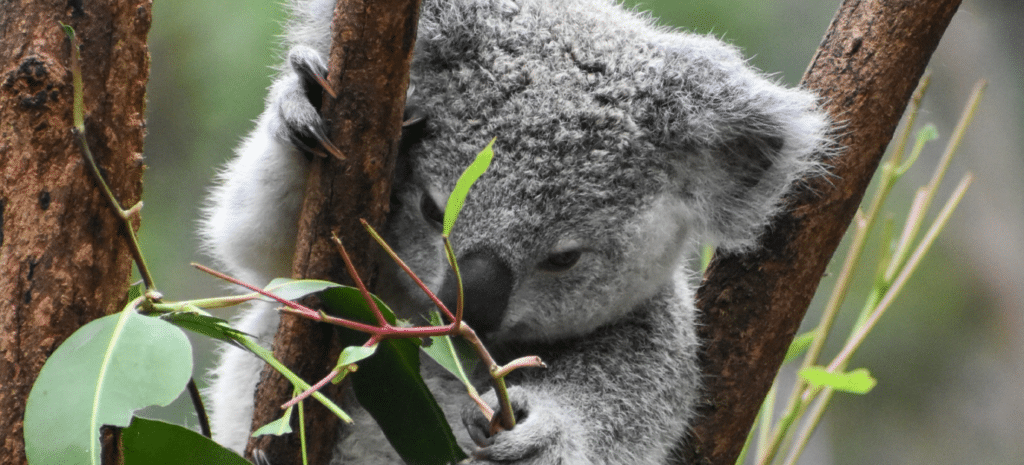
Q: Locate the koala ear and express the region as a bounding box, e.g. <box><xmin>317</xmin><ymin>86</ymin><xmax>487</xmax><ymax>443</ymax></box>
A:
<box><xmin>655</xmin><ymin>36</ymin><xmax>831</xmax><ymax>251</ymax></box>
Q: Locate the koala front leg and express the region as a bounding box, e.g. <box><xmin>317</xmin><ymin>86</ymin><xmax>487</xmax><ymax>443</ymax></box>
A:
<box><xmin>202</xmin><ymin>45</ymin><xmax>337</xmax><ymax>451</ymax></box>
<box><xmin>462</xmin><ymin>386</ymin><xmax>588</xmax><ymax>463</ymax></box>
<box><xmin>460</xmin><ymin>294</ymin><xmax>699</xmax><ymax>465</ymax></box>
<box><xmin>202</xmin><ymin>45</ymin><xmax>334</xmax><ymax>286</ymax></box>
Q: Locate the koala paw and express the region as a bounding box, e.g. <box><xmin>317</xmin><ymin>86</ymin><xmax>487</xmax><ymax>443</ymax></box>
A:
<box><xmin>270</xmin><ymin>45</ymin><xmax>342</xmax><ymax>158</ymax></box>
<box><xmin>461</xmin><ymin>386</ymin><xmax>582</xmax><ymax>464</ymax></box>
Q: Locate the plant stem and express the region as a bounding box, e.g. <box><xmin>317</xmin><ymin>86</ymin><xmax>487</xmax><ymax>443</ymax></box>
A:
<box><xmin>234</xmin><ymin>333</ymin><xmax>352</xmax><ymax>423</ymax></box>
<box><xmin>332</xmin><ymin>233</ymin><xmax>388</xmax><ymax>327</ymax></box>
<box><xmin>829</xmin><ymin>174</ymin><xmax>972</xmax><ymax>370</ymax></box>
<box><xmin>361</xmin><ymin>219</ymin><xmax>458</xmax><ymax>323</ymax></box>
<box><xmin>458</xmin><ymin>324</ymin><xmax>516</xmax><ymax>430</ymax></box>
<box><xmin>883</xmin><ymin>81</ymin><xmax>985</xmax><ymax>281</ymax></box>
<box><xmin>780</xmin><ymin>388</ymin><xmax>833</xmax><ymax>465</ymax></box>
<box><xmin>443</xmin><ymin>236</ymin><xmax>465</xmax><ymax>324</ymax></box>
<box><xmin>186</xmin><ymin>379</ymin><xmax>212</xmax><ymax>438</ymax></box>
<box><xmin>63</xmin><ymin>23</ymin><xmax>158</xmax><ymax>295</ymax></box>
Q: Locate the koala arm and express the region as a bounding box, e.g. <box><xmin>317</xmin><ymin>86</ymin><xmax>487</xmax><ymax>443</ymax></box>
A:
<box><xmin>200</xmin><ymin>45</ymin><xmax>331</xmax><ymax>452</ymax></box>
<box><xmin>463</xmin><ymin>288</ymin><xmax>700</xmax><ymax>464</ymax></box>
<box><xmin>201</xmin><ymin>47</ymin><xmax>335</xmax><ymax>286</ymax></box>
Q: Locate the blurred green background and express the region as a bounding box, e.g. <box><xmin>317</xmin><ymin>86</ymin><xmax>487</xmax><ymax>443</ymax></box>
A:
<box><xmin>141</xmin><ymin>1</ymin><xmax>1024</xmax><ymax>463</ymax></box>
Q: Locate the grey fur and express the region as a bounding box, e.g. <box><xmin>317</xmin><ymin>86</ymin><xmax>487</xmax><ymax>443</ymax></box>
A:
<box><xmin>201</xmin><ymin>0</ymin><xmax>830</xmax><ymax>463</ymax></box>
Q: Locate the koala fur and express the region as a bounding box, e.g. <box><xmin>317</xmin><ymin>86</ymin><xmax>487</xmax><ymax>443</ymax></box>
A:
<box><xmin>201</xmin><ymin>0</ymin><xmax>830</xmax><ymax>463</ymax></box>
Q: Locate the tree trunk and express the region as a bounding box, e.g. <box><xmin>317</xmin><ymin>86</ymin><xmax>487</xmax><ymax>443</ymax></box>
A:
<box><xmin>0</xmin><ymin>1</ymin><xmax>151</xmax><ymax>465</ymax></box>
<box><xmin>244</xmin><ymin>0</ymin><xmax>422</xmax><ymax>463</ymax></box>
<box><xmin>677</xmin><ymin>0</ymin><xmax>962</xmax><ymax>463</ymax></box>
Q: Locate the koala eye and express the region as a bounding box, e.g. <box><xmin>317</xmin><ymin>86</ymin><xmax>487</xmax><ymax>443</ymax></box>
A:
<box><xmin>538</xmin><ymin>250</ymin><xmax>583</xmax><ymax>272</ymax></box>
<box><xmin>420</xmin><ymin>192</ymin><xmax>444</xmax><ymax>226</ymax></box>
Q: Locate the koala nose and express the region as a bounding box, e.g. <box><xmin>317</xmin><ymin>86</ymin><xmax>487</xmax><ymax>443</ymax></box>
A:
<box><xmin>438</xmin><ymin>250</ymin><xmax>513</xmax><ymax>335</ymax></box>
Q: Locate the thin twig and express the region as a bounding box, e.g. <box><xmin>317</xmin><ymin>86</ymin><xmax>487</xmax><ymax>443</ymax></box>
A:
<box><xmin>331</xmin><ymin>233</ymin><xmax>388</xmax><ymax>326</ymax></box>
<box><xmin>360</xmin><ymin>219</ymin><xmax>459</xmax><ymax>324</ymax></box>
<box><xmin>458</xmin><ymin>324</ymin><xmax>516</xmax><ymax>431</ymax></box>
<box><xmin>187</xmin><ymin>379</ymin><xmax>212</xmax><ymax>438</ymax></box>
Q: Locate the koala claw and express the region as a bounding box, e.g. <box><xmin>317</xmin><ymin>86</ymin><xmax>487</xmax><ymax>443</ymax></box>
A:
<box><xmin>461</xmin><ymin>387</ymin><xmax>566</xmax><ymax>464</ymax></box>
<box><xmin>289</xmin><ymin>46</ymin><xmax>336</xmax><ymax>99</ymax></box>
<box><xmin>251</xmin><ymin>449</ymin><xmax>272</xmax><ymax>465</ymax></box>
<box><xmin>275</xmin><ymin>45</ymin><xmax>345</xmax><ymax>159</ymax></box>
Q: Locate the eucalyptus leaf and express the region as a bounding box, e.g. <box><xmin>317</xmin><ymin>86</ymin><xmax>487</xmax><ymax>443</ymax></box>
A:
<box><xmin>260</xmin><ymin>278</ymin><xmax>343</xmax><ymax>302</ymax></box>
<box><xmin>321</xmin><ymin>287</ymin><xmax>467</xmax><ymax>464</ymax></box>
<box><xmin>798</xmin><ymin>366</ymin><xmax>877</xmax><ymax>394</ymax></box>
<box><xmin>782</xmin><ymin>330</ymin><xmax>817</xmax><ymax>365</ymax></box>
<box><xmin>331</xmin><ymin>344</ymin><xmax>380</xmax><ymax>384</ymax></box>
<box><xmin>162</xmin><ymin>311</ymin><xmax>245</xmax><ymax>348</ymax></box>
<box><xmin>337</xmin><ymin>344</ymin><xmax>379</xmax><ymax>368</ymax></box>
<box><xmin>122</xmin><ymin>417</ymin><xmax>250</xmax><ymax>465</ymax></box>
<box><xmin>444</xmin><ymin>138</ymin><xmax>495</xmax><ymax>236</ymax></box>
<box><xmin>252</xmin><ymin>406</ymin><xmax>294</xmax><ymax>437</ymax></box>
<box><xmin>421</xmin><ymin>311</ymin><xmax>478</xmax><ymax>388</ymax></box>
<box><xmin>25</xmin><ymin>311</ymin><xmax>192</xmax><ymax>465</ymax></box>
<box><xmin>322</xmin><ymin>286</ymin><xmax>397</xmax><ymax>324</ymax></box>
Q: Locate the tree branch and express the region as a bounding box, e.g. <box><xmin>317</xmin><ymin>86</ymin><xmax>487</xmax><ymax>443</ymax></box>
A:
<box><xmin>0</xmin><ymin>2</ymin><xmax>150</xmax><ymax>465</ymax></box>
<box><xmin>244</xmin><ymin>0</ymin><xmax>422</xmax><ymax>463</ymax></box>
<box><xmin>676</xmin><ymin>0</ymin><xmax>963</xmax><ymax>463</ymax></box>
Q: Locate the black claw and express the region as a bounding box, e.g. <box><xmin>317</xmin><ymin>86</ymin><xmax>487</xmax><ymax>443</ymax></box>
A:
<box><xmin>303</xmin><ymin>121</ymin><xmax>344</xmax><ymax>159</ymax></box>
<box><xmin>468</xmin><ymin>422</ymin><xmax>494</xmax><ymax>449</ymax></box>
<box><xmin>288</xmin><ymin>132</ymin><xmax>321</xmax><ymax>159</ymax></box>
<box><xmin>311</xmin><ymin>69</ymin><xmax>336</xmax><ymax>99</ymax></box>
<box><xmin>288</xmin><ymin>46</ymin><xmax>330</xmax><ymax>108</ymax></box>
<box><xmin>317</xmin><ymin>135</ymin><xmax>346</xmax><ymax>159</ymax></box>
<box><xmin>294</xmin><ymin>57</ymin><xmax>335</xmax><ymax>99</ymax></box>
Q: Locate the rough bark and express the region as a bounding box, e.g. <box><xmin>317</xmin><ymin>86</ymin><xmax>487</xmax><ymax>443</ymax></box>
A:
<box><xmin>244</xmin><ymin>0</ymin><xmax>422</xmax><ymax>463</ymax></box>
<box><xmin>677</xmin><ymin>0</ymin><xmax>963</xmax><ymax>464</ymax></box>
<box><xmin>0</xmin><ymin>1</ymin><xmax>151</xmax><ymax>464</ymax></box>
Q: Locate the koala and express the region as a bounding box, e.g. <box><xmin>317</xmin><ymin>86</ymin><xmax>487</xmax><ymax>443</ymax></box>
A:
<box><xmin>201</xmin><ymin>0</ymin><xmax>830</xmax><ymax>463</ymax></box>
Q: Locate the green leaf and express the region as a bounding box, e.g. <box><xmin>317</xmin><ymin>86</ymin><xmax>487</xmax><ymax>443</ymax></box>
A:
<box><xmin>444</xmin><ymin>138</ymin><xmax>496</xmax><ymax>237</ymax></box>
<box><xmin>261</xmin><ymin>278</ymin><xmax>342</xmax><ymax>302</ymax></box>
<box><xmin>895</xmin><ymin>123</ymin><xmax>939</xmax><ymax>176</ymax></box>
<box><xmin>122</xmin><ymin>417</ymin><xmax>250</xmax><ymax>465</ymax></box>
<box><xmin>25</xmin><ymin>311</ymin><xmax>193</xmax><ymax>465</ymax></box>
<box><xmin>798</xmin><ymin>367</ymin><xmax>877</xmax><ymax>394</ymax></box>
<box><xmin>321</xmin><ymin>285</ymin><xmax>397</xmax><ymax>324</ymax></box>
<box><xmin>162</xmin><ymin>311</ymin><xmax>245</xmax><ymax>348</ymax></box>
<box><xmin>321</xmin><ymin>288</ymin><xmax>467</xmax><ymax>464</ymax></box>
<box><xmin>782</xmin><ymin>330</ymin><xmax>817</xmax><ymax>365</ymax></box>
<box><xmin>336</xmin><ymin>344</ymin><xmax>379</xmax><ymax>369</ymax></box>
<box><xmin>421</xmin><ymin>311</ymin><xmax>478</xmax><ymax>388</ymax></box>
<box><xmin>331</xmin><ymin>344</ymin><xmax>380</xmax><ymax>383</ymax></box>
<box><xmin>252</xmin><ymin>406</ymin><xmax>294</xmax><ymax>437</ymax></box>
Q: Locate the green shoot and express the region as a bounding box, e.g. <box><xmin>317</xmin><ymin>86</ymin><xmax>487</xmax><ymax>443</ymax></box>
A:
<box><xmin>444</xmin><ymin>138</ymin><xmax>496</xmax><ymax>237</ymax></box>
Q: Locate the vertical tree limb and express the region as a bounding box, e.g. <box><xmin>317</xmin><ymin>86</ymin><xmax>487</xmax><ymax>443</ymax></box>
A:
<box><xmin>677</xmin><ymin>0</ymin><xmax>962</xmax><ymax>464</ymax></box>
<box><xmin>244</xmin><ymin>1</ymin><xmax>422</xmax><ymax>463</ymax></box>
<box><xmin>0</xmin><ymin>1</ymin><xmax>151</xmax><ymax>464</ymax></box>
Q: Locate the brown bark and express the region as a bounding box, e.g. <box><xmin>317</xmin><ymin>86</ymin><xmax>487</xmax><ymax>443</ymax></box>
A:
<box><xmin>677</xmin><ymin>0</ymin><xmax>962</xmax><ymax>464</ymax></box>
<box><xmin>244</xmin><ymin>0</ymin><xmax>422</xmax><ymax>463</ymax></box>
<box><xmin>0</xmin><ymin>1</ymin><xmax>151</xmax><ymax>465</ymax></box>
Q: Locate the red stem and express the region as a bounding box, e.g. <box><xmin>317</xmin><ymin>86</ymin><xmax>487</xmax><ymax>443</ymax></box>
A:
<box><xmin>359</xmin><ymin>219</ymin><xmax>459</xmax><ymax>324</ymax></box>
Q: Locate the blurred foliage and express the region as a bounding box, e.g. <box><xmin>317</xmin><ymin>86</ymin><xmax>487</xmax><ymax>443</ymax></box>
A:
<box><xmin>142</xmin><ymin>0</ymin><xmax>284</xmax><ymax>298</ymax></box>
<box><xmin>137</xmin><ymin>0</ymin><xmax>286</xmax><ymax>430</ymax></box>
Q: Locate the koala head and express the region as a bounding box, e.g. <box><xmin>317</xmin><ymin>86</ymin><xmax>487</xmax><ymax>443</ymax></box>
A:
<box><xmin>376</xmin><ymin>0</ymin><xmax>830</xmax><ymax>344</ymax></box>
